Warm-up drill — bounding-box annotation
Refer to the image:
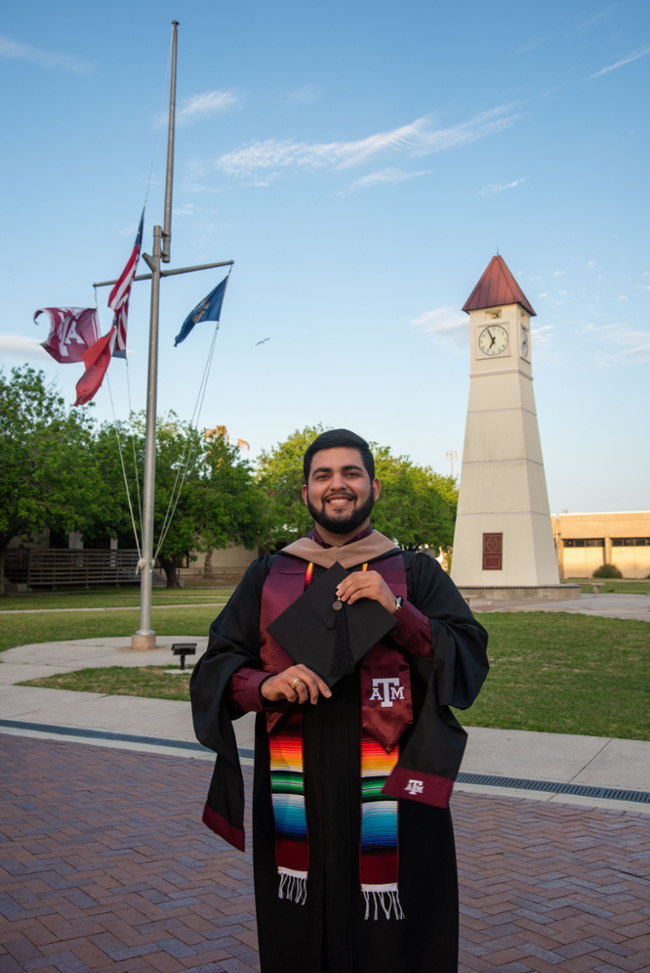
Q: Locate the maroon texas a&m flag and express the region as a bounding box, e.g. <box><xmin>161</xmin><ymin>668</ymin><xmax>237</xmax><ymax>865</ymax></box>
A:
<box><xmin>34</xmin><ymin>307</ymin><xmax>101</xmax><ymax>364</ymax></box>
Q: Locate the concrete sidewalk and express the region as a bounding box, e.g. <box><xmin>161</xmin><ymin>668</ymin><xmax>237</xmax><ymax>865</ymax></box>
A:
<box><xmin>2</xmin><ymin>636</ymin><xmax>650</xmax><ymax>815</ymax></box>
<box><xmin>0</xmin><ymin>635</ymin><xmax>209</xmax><ymax>683</ymax></box>
<box><xmin>470</xmin><ymin>591</ymin><xmax>650</xmax><ymax>622</ymax></box>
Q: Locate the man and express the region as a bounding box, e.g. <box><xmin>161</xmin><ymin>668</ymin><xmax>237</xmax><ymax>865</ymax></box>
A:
<box><xmin>191</xmin><ymin>429</ymin><xmax>489</xmax><ymax>973</ymax></box>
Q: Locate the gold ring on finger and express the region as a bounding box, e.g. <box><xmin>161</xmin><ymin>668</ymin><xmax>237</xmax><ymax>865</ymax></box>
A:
<box><xmin>290</xmin><ymin>677</ymin><xmax>302</xmax><ymax>690</ymax></box>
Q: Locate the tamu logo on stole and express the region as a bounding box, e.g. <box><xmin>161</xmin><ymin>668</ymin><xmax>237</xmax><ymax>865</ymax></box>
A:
<box><xmin>369</xmin><ymin>677</ymin><xmax>405</xmax><ymax>708</ymax></box>
<box><xmin>404</xmin><ymin>779</ymin><xmax>424</xmax><ymax>796</ymax></box>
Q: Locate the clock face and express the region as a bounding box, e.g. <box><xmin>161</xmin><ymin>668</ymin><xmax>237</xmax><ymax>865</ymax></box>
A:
<box><xmin>478</xmin><ymin>324</ymin><xmax>509</xmax><ymax>356</ymax></box>
<box><xmin>520</xmin><ymin>326</ymin><xmax>529</xmax><ymax>359</ymax></box>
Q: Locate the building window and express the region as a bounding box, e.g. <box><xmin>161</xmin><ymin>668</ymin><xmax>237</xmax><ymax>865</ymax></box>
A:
<box><xmin>483</xmin><ymin>533</ymin><xmax>502</xmax><ymax>570</ymax></box>
<box><xmin>612</xmin><ymin>537</ymin><xmax>650</xmax><ymax>547</ymax></box>
<box><xmin>563</xmin><ymin>538</ymin><xmax>605</xmax><ymax>548</ymax></box>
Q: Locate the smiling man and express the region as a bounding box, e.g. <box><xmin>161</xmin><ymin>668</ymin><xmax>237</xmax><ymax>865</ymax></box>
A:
<box><xmin>191</xmin><ymin>429</ymin><xmax>489</xmax><ymax>973</ymax></box>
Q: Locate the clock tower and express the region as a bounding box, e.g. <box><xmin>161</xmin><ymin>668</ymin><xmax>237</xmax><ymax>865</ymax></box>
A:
<box><xmin>451</xmin><ymin>255</ymin><xmax>560</xmax><ymax>592</ymax></box>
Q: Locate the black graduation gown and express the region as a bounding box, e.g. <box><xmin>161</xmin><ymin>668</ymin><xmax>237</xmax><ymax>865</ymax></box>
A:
<box><xmin>191</xmin><ymin>551</ymin><xmax>488</xmax><ymax>973</ymax></box>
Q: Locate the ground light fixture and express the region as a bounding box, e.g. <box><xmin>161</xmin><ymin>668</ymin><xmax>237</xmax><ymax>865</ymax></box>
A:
<box><xmin>170</xmin><ymin>642</ymin><xmax>197</xmax><ymax>670</ymax></box>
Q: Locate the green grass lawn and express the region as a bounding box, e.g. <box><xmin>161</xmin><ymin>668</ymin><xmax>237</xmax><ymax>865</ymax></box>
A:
<box><xmin>0</xmin><ymin>587</ymin><xmax>233</xmax><ymax>611</ymax></box>
<box><xmin>562</xmin><ymin>578</ymin><xmax>650</xmax><ymax>595</ymax></box>
<box><xmin>461</xmin><ymin>611</ymin><xmax>650</xmax><ymax>740</ymax></box>
<box><xmin>21</xmin><ymin>665</ymin><xmax>194</xmax><ymax>701</ymax></box>
<box><xmin>0</xmin><ymin>606</ymin><xmax>223</xmax><ymax>654</ymax></box>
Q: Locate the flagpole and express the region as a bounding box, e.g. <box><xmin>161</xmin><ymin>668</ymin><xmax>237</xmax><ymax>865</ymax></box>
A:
<box><xmin>132</xmin><ymin>225</ymin><xmax>162</xmax><ymax>649</ymax></box>
<box><xmin>131</xmin><ymin>21</ymin><xmax>179</xmax><ymax>650</ymax></box>
<box><xmin>162</xmin><ymin>20</ymin><xmax>178</xmax><ymax>264</ymax></box>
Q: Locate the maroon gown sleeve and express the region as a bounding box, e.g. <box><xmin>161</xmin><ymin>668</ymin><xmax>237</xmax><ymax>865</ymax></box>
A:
<box><xmin>389</xmin><ymin>600</ymin><xmax>433</xmax><ymax>657</ymax></box>
<box><xmin>229</xmin><ymin>666</ymin><xmax>278</xmax><ymax>712</ymax></box>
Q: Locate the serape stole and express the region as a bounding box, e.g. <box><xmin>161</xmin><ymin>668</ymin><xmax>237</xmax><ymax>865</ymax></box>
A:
<box><xmin>360</xmin><ymin>733</ymin><xmax>403</xmax><ymax>920</ymax></box>
<box><xmin>269</xmin><ymin>711</ymin><xmax>309</xmax><ymax>904</ymax></box>
<box><xmin>267</xmin><ymin>562</ymin><xmax>313</xmax><ymax>906</ymax></box>
<box><xmin>358</xmin><ymin>561</ymin><xmax>402</xmax><ymax>919</ymax></box>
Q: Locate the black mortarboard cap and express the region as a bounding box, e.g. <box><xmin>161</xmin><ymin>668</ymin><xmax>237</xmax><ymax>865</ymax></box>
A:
<box><xmin>266</xmin><ymin>561</ymin><xmax>397</xmax><ymax>687</ymax></box>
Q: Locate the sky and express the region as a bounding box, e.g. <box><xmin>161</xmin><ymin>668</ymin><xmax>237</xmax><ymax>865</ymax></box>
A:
<box><xmin>1</xmin><ymin>0</ymin><xmax>648</xmax><ymax>515</ymax></box>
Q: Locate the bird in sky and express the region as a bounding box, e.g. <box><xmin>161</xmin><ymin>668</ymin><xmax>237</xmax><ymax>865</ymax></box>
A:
<box><xmin>255</xmin><ymin>337</ymin><xmax>271</xmax><ymax>345</ymax></box>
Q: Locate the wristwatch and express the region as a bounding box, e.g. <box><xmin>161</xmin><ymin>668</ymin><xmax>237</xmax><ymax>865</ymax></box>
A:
<box><xmin>393</xmin><ymin>596</ymin><xmax>404</xmax><ymax>615</ymax></box>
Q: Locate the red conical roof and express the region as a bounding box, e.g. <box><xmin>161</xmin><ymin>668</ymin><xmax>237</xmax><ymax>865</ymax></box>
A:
<box><xmin>462</xmin><ymin>255</ymin><xmax>536</xmax><ymax>317</ymax></box>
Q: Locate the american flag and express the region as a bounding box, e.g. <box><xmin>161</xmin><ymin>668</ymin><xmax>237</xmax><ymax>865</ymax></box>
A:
<box><xmin>108</xmin><ymin>210</ymin><xmax>144</xmax><ymax>359</ymax></box>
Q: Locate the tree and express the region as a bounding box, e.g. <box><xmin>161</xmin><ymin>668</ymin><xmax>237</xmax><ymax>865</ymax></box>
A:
<box><xmin>256</xmin><ymin>425</ymin><xmax>326</xmax><ymax>551</ymax></box>
<box><xmin>200</xmin><ymin>428</ymin><xmax>264</xmax><ymax>555</ymax></box>
<box><xmin>255</xmin><ymin>425</ymin><xmax>457</xmax><ymax>556</ymax></box>
<box><xmin>0</xmin><ymin>367</ymin><xmax>263</xmax><ymax>594</ymax></box>
<box><xmin>371</xmin><ymin>447</ymin><xmax>457</xmax><ymax>552</ymax></box>
<box><xmin>92</xmin><ymin>414</ymin><xmax>263</xmax><ymax>588</ymax></box>
<box><xmin>0</xmin><ymin>367</ymin><xmax>100</xmax><ymax>595</ymax></box>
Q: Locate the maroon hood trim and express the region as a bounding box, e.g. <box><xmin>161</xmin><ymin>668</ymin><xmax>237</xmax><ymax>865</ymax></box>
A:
<box><xmin>202</xmin><ymin>802</ymin><xmax>245</xmax><ymax>852</ymax></box>
<box><xmin>381</xmin><ymin>766</ymin><xmax>454</xmax><ymax>809</ymax></box>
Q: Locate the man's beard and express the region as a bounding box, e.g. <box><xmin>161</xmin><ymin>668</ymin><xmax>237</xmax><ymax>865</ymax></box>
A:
<box><xmin>306</xmin><ymin>490</ymin><xmax>375</xmax><ymax>535</ymax></box>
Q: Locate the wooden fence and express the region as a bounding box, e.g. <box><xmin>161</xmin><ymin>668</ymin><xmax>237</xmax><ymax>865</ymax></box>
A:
<box><xmin>5</xmin><ymin>549</ymin><xmax>141</xmax><ymax>587</ymax></box>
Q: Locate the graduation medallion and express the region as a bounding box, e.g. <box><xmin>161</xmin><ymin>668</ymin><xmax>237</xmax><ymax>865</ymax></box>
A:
<box><xmin>332</xmin><ymin>599</ymin><xmax>343</xmax><ymax>611</ymax></box>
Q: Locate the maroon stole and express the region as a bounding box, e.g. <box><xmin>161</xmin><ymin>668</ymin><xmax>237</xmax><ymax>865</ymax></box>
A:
<box><xmin>259</xmin><ymin>552</ymin><xmax>412</xmax><ymax>747</ymax></box>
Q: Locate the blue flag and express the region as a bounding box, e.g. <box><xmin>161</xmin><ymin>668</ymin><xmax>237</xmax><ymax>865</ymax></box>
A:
<box><xmin>174</xmin><ymin>276</ymin><xmax>229</xmax><ymax>347</ymax></box>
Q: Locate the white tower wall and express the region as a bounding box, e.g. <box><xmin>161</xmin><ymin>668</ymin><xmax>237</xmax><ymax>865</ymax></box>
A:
<box><xmin>451</xmin><ymin>301</ymin><xmax>559</xmax><ymax>588</ymax></box>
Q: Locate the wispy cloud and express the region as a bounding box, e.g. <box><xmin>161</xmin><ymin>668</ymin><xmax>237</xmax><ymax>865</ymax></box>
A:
<box><xmin>516</xmin><ymin>36</ymin><xmax>552</xmax><ymax>54</ymax></box>
<box><xmin>478</xmin><ymin>177</ymin><xmax>526</xmax><ymax>196</ymax></box>
<box><xmin>531</xmin><ymin>324</ymin><xmax>555</xmax><ymax>348</ymax></box>
<box><xmin>335</xmin><ymin>167</ymin><xmax>431</xmax><ymax>195</ymax></box>
<box><xmin>173</xmin><ymin>203</ymin><xmax>196</xmax><ymax>216</ymax></box>
<box><xmin>589</xmin><ymin>42</ymin><xmax>650</xmax><ymax>79</ymax></box>
<box><xmin>0</xmin><ymin>34</ymin><xmax>89</xmax><ymax>73</ymax></box>
<box><xmin>0</xmin><ymin>334</ymin><xmax>49</xmax><ymax>360</ymax></box>
<box><xmin>195</xmin><ymin>104</ymin><xmax>521</xmax><ymax>182</ymax></box>
<box><xmin>581</xmin><ymin>5</ymin><xmax>621</xmax><ymax>32</ymax></box>
<box><xmin>288</xmin><ymin>85</ymin><xmax>323</xmax><ymax>105</ymax></box>
<box><xmin>576</xmin><ymin>322</ymin><xmax>650</xmax><ymax>364</ymax></box>
<box><xmin>177</xmin><ymin>89</ymin><xmax>241</xmax><ymax>124</ymax></box>
<box><xmin>553</xmin><ymin>270</ymin><xmax>565</xmax><ymax>277</ymax></box>
<box><xmin>182</xmin><ymin>183</ymin><xmax>224</xmax><ymax>195</ymax></box>
<box><xmin>412</xmin><ymin>306</ymin><xmax>467</xmax><ymax>344</ymax></box>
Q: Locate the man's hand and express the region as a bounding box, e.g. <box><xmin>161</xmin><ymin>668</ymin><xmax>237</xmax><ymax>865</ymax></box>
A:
<box><xmin>260</xmin><ymin>664</ymin><xmax>332</xmax><ymax>705</ymax></box>
<box><xmin>336</xmin><ymin>570</ymin><xmax>399</xmax><ymax>614</ymax></box>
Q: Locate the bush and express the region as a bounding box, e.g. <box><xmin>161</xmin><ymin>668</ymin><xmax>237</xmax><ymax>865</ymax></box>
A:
<box><xmin>593</xmin><ymin>563</ymin><xmax>623</xmax><ymax>578</ymax></box>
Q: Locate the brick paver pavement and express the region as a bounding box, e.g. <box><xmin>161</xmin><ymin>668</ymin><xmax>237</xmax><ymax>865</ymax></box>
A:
<box><xmin>0</xmin><ymin>736</ymin><xmax>648</xmax><ymax>973</ymax></box>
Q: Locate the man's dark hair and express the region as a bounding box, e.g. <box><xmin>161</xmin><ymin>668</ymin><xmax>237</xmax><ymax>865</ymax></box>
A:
<box><xmin>303</xmin><ymin>429</ymin><xmax>375</xmax><ymax>483</ymax></box>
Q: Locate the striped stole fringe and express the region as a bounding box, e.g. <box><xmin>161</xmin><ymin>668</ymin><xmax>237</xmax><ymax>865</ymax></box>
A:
<box><xmin>269</xmin><ymin>712</ymin><xmax>309</xmax><ymax>905</ymax></box>
<box><xmin>360</xmin><ymin>733</ymin><xmax>404</xmax><ymax>921</ymax></box>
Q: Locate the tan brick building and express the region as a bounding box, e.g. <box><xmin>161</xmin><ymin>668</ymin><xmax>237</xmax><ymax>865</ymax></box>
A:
<box><xmin>551</xmin><ymin>511</ymin><xmax>650</xmax><ymax>579</ymax></box>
